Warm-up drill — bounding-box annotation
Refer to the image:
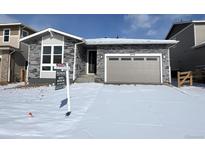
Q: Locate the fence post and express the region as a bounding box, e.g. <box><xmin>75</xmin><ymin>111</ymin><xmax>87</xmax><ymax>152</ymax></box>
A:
<box><xmin>190</xmin><ymin>71</ymin><xmax>193</xmax><ymax>86</ymax></box>
<box><xmin>20</xmin><ymin>68</ymin><xmax>23</xmax><ymax>82</ymax></box>
<box><xmin>177</xmin><ymin>71</ymin><xmax>180</xmax><ymax>87</ymax></box>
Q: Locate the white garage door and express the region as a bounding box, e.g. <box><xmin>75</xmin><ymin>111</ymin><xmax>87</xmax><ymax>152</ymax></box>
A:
<box><xmin>106</xmin><ymin>54</ymin><xmax>162</xmax><ymax>84</ymax></box>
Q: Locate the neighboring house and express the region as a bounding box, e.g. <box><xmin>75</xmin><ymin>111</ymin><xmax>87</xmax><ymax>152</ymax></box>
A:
<box><xmin>0</xmin><ymin>23</ymin><xmax>36</xmax><ymax>84</ymax></box>
<box><xmin>166</xmin><ymin>20</ymin><xmax>205</xmax><ymax>80</ymax></box>
<box><xmin>20</xmin><ymin>28</ymin><xmax>177</xmax><ymax>85</ymax></box>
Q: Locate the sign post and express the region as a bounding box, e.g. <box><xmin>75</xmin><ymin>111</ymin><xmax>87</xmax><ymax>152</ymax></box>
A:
<box><xmin>65</xmin><ymin>63</ymin><xmax>71</xmax><ymax>116</ymax></box>
<box><xmin>54</xmin><ymin>63</ymin><xmax>71</xmax><ymax>116</ymax></box>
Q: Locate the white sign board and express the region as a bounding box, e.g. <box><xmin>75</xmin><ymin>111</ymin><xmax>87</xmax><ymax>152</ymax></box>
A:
<box><xmin>55</xmin><ymin>63</ymin><xmax>71</xmax><ymax>116</ymax></box>
<box><xmin>54</xmin><ymin>63</ymin><xmax>69</xmax><ymax>70</ymax></box>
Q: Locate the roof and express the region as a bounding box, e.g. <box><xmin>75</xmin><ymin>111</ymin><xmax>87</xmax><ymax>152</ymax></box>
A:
<box><xmin>166</xmin><ymin>20</ymin><xmax>205</xmax><ymax>39</ymax></box>
<box><xmin>85</xmin><ymin>38</ymin><xmax>178</xmax><ymax>45</ymax></box>
<box><xmin>20</xmin><ymin>28</ymin><xmax>83</xmax><ymax>42</ymax></box>
<box><xmin>192</xmin><ymin>41</ymin><xmax>205</xmax><ymax>48</ymax></box>
<box><xmin>0</xmin><ymin>23</ymin><xmax>37</xmax><ymax>32</ymax></box>
<box><xmin>0</xmin><ymin>45</ymin><xmax>18</xmax><ymax>50</ymax></box>
<box><xmin>19</xmin><ymin>28</ymin><xmax>178</xmax><ymax>45</ymax></box>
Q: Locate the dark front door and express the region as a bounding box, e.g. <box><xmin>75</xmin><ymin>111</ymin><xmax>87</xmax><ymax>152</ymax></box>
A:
<box><xmin>88</xmin><ymin>51</ymin><xmax>97</xmax><ymax>74</ymax></box>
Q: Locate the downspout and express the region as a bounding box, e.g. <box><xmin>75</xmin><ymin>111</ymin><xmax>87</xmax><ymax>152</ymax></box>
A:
<box><xmin>26</xmin><ymin>44</ymin><xmax>30</xmax><ymax>83</ymax></box>
<box><xmin>167</xmin><ymin>42</ymin><xmax>179</xmax><ymax>84</ymax></box>
<box><xmin>8</xmin><ymin>49</ymin><xmax>16</xmax><ymax>82</ymax></box>
<box><xmin>73</xmin><ymin>40</ymin><xmax>85</xmax><ymax>81</ymax></box>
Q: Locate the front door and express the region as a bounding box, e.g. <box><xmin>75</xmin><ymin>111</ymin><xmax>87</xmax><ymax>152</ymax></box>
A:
<box><xmin>88</xmin><ymin>51</ymin><xmax>97</xmax><ymax>74</ymax></box>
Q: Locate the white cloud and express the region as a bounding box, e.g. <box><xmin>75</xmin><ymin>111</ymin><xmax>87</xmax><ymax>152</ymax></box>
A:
<box><xmin>0</xmin><ymin>15</ymin><xmax>19</xmax><ymax>23</ymax></box>
<box><xmin>122</xmin><ymin>14</ymin><xmax>195</xmax><ymax>38</ymax></box>
<box><xmin>146</xmin><ymin>29</ymin><xmax>157</xmax><ymax>36</ymax></box>
<box><xmin>124</xmin><ymin>14</ymin><xmax>159</xmax><ymax>31</ymax></box>
<box><xmin>25</xmin><ymin>15</ymin><xmax>59</xmax><ymax>31</ymax></box>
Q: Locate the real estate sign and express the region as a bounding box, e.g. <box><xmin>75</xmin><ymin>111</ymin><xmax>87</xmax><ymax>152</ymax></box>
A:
<box><xmin>54</xmin><ymin>63</ymin><xmax>71</xmax><ymax>116</ymax></box>
<box><xmin>55</xmin><ymin>70</ymin><xmax>66</xmax><ymax>90</ymax></box>
<box><xmin>54</xmin><ymin>63</ymin><xmax>68</xmax><ymax>70</ymax></box>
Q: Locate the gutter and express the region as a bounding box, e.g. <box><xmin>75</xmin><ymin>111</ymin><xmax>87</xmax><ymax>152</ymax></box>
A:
<box><xmin>8</xmin><ymin>49</ymin><xmax>16</xmax><ymax>82</ymax></box>
<box><xmin>168</xmin><ymin>41</ymin><xmax>179</xmax><ymax>48</ymax></box>
<box><xmin>73</xmin><ymin>40</ymin><xmax>85</xmax><ymax>81</ymax></box>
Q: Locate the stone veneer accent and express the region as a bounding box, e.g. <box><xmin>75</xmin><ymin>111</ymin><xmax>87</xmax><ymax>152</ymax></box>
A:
<box><xmin>28</xmin><ymin>40</ymin><xmax>41</xmax><ymax>80</ymax></box>
<box><xmin>0</xmin><ymin>51</ymin><xmax>9</xmax><ymax>83</ymax></box>
<box><xmin>75</xmin><ymin>45</ymin><xmax>86</xmax><ymax>79</ymax></box>
<box><xmin>64</xmin><ymin>37</ymin><xmax>79</xmax><ymax>80</ymax></box>
<box><xmin>28</xmin><ymin>36</ymin><xmax>80</xmax><ymax>84</ymax></box>
<box><xmin>94</xmin><ymin>44</ymin><xmax>171</xmax><ymax>83</ymax></box>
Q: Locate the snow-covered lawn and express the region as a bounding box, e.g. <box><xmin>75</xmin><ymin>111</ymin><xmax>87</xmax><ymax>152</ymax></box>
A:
<box><xmin>1</xmin><ymin>83</ymin><xmax>205</xmax><ymax>138</ymax></box>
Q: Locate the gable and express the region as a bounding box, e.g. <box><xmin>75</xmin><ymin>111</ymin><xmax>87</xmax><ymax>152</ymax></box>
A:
<box><xmin>42</xmin><ymin>33</ymin><xmax>64</xmax><ymax>45</ymax></box>
<box><xmin>166</xmin><ymin>23</ymin><xmax>191</xmax><ymax>39</ymax></box>
<box><xmin>20</xmin><ymin>28</ymin><xmax>83</xmax><ymax>44</ymax></box>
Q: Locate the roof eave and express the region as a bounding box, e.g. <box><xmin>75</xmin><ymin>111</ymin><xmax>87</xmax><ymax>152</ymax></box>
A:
<box><xmin>20</xmin><ymin>28</ymin><xmax>84</xmax><ymax>43</ymax></box>
<box><xmin>85</xmin><ymin>41</ymin><xmax>179</xmax><ymax>46</ymax></box>
<box><xmin>192</xmin><ymin>42</ymin><xmax>205</xmax><ymax>49</ymax></box>
<box><xmin>0</xmin><ymin>23</ymin><xmax>37</xmax><ymax>32</ymax></box>
<box><xmin>0</xmin><ymin>23</ymin><xmax>22</xmax><ymax>26</ymax></box>
<box><xmin>165</xmin><ymin>22</ymin><xmax>192</xmax><ymax>39</ymax></box>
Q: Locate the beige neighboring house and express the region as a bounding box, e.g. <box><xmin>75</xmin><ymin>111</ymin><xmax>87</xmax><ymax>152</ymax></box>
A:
<box><xmin>166</xmin><ymin>20</ymin><xmax>205</xmax><ymax>81</ymax></box>
<box><xmin>0</xmin><ymin>23</ymin><xmax>36</xmax><ymax>84</ymax></box>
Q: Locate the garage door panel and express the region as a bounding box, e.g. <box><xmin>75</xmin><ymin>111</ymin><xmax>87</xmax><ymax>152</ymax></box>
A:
<box><xmin>107</xmin><ymin>56</ymin><xmax>161</xmax><ymax>84</ymax></box>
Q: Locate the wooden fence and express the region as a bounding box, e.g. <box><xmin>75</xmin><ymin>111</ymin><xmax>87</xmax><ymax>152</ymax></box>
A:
<box><xmin>20</xmin><ymin>69</ymin><xmax>27</xmax><ymax>85</ymax></box>
<box><xmin>177</xmin><ymin>71</ymin><xmax>193</xmax><ymax>87</ymax></box>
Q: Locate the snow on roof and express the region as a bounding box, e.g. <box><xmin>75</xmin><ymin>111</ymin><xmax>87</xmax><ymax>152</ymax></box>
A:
<box><xmin>192</xmin><ymin>20</ymin><xmax>205</xmax><ymax>23</ymax></box>
<box><xmin>85</xmin><ymin>38</ymin><xmax>178</xmax><ymax>45</ymax></box>
<box><xmin>0</xmin><ymin>22</ymin><xmax>37</xmax><ymax>32</ymax></box>
<box><xmin>0</xmin><ymin>22</ymin><xmax>22</xmax><ymax>26</ymax></box>
<box><xmin>20</xmin><ymin>28</ymin><xmax>83</xmax><ymax>42</ymax></box>
<box><xmin>193</xmin><ymin>40</ymin><xmax>205</xmax><ymax>48</ymax></box>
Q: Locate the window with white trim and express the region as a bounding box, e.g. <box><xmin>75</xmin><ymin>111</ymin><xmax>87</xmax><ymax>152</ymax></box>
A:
<box><xmin>41</xmin><ymin>45</ymin><xmax>63</xmax><ymax>71</ymax></box>
<box><xmin>21</xmin><ymin>30</ymin><xmax>29</xmax><ymax>38</ymax></box>
<box><xmin>3</xmin><ymin>29</ymin><xmax>10</xmax><ymax>42</ymax></box>
<box><xmin>53</xmin><ymin>46</ymin><xmax>63</xmax><ymax>64</ymax></box>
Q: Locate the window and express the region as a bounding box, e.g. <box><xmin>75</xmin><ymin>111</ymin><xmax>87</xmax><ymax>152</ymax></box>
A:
<box><xmin>53</xmin><ymin>46</ymin><xmax>62</xmax><ymax>64</ymax></box>
<box><xmin>121</xmin><ymin>57</ymin><xmax>131</xmax><ymax>61</ymax></box>
<box><xmin>134</xmin><ymin>57</ymin><xmax>144</xmax><ymax>61</ymax></box>
<box><xmin>22</xmin><ymin>30</ymin><xmax>29</xmax><ymax>38</ymax></box>
<box><xmin>146</xmin><ymin>57</ymin><xmax>158</xmax><ymax>61</ymax></box>
<box><xmin>3</xmin><ymin>29</ymin><xmax>10</xmax><ymax>42</ymax></box>
<box><xmin>42</xmin><ymin>46</ymin><xmax>51</xmax><ymax>64</ymax></box>
<box><xmin>42</xmin><ymin>66</ymin><xmax>51</xmax><ymax>71</ymax></box>
<box><xmin>41</xmin><ymin>45</ymin><xmax>63</xmax><ymax>71</ymax></box>
<box><xmin>109</xmin><ymin>57</ymin><xmax>119</xmax><ymax>61</ymax></box>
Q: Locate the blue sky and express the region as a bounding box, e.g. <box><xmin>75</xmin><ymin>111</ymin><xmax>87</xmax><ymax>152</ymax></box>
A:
<box><xmin>0</xmin><ymin>14</ymin><xmax>205</xmax><ymax>39</ymax></box>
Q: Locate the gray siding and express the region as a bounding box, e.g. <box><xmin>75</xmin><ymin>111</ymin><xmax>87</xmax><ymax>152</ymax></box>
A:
<box><xmin>95</xmin><ymin>44</ymin><xmax>171</xmax><ymax>83</ymax></box>
<box><xmin>184</xmin><ymin>46</ymin><xmax>205</xmax><ymax>70</ymax></box>
<box><xmin>169</xmin><ymin>24</ymin><xmax>195</xmax><ymax>71</ymax></box>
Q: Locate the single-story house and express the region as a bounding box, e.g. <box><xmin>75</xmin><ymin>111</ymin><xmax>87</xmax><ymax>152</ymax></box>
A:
<box><xmin>20</xmin><ymin>28</ymin><xmax>178</xmax><ymax>84</ymax></box>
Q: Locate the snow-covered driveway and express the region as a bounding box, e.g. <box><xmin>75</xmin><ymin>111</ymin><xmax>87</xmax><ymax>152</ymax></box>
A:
<box><xmin>0</xmin><ymin>83</ymin><xmax>205</xmax><ymax>138</ymax></box>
